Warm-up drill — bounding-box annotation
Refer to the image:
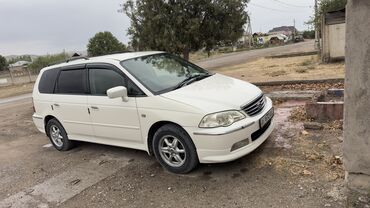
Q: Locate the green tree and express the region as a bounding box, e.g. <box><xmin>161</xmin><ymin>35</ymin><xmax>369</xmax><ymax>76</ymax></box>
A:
<box><xmin>307</xmin><ymin>0</ymin><xmax>346</xmax><ymax>34</ymax></box>
<box><xmin>123</xmin><ymin>0</ymin><xmax>249</xmax><ymax>60</ymax></box>
<box><xmin>87</xmin><ymin>32</ymin><xmax>127</xmax><ymax>57</ymax></box>
<box><xmin>303</xmin><ymin>30</ymin><xmax>315</xmax><ymax>39</ymax></box>
<box><xmin>319</xmin><ymin>0</ymin><xmax>346</xmax><ymax>14</ymax></box>
<box><xmin>28</xmin><ymin>53</ymin><xmax>69</xmax><ymax>73</ymax></box>
<box><xmin>0</xmin><ymin>55</ymin><xmax>7</xmax><ymax>71</ymax></box>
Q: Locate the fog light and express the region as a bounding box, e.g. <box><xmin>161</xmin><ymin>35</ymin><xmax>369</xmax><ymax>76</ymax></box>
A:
<box><xmin>230</xmin><ymin>139</ymin><xmax>250</xmax><ymax>152</ymax></box>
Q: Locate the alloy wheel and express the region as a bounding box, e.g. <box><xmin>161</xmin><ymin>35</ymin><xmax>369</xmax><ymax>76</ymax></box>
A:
<box><xmin>50</xmin><ymin>125</ymin><xmax>63</xmax><ymax>147</ymax></box>
<box><xmin>158</xmin><ymin>135</ymin><xmax>186</xmax><ymax>167</ymax></box>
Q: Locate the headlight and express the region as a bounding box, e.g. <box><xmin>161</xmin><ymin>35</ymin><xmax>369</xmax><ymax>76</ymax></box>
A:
<box><xmin>199</xmin><ymin>111</ymin><xmax>246</xmax><ymax>128</ymax></box>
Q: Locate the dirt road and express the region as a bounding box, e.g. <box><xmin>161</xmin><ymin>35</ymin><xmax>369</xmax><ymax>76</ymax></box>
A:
<box><xmin>196</xmin><ymin>40</ymin><xmax>315</xmax><ymax>69</ymax></box>
<box><xmin>0</xmin><ymin>97</ymin><xmax>346</xmax><ymax>208</ymax></box>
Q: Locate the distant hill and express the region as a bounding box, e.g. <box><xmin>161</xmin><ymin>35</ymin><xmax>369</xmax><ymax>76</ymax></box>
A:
<box><xmin>5</xmin><ymin>55</ymin><xmax>39</xmax><ymax>62</ymax></box>
<box><xmin>5</xmin><ymin>51</ymin><xmax>88</xmax><ymax>62</ymax></box>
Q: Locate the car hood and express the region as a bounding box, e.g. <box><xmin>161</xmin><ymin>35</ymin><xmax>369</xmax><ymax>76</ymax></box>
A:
<box><xmin>160</xmin><ymin>74</ymin><xmax>263</xmax><ymax>113</ymax></box>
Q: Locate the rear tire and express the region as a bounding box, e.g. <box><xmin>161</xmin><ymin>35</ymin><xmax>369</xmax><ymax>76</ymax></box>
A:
<box><xmin>152</xmin><ymin>124</ymin><xmax>198</xmax><ymax>174</ymax></box>
<box><xmin>46</xmin><ymin>118</ymin><xmax>74</xmax><ymax>151</ymax></box>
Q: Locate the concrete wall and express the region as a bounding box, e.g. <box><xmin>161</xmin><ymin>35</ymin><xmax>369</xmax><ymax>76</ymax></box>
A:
<box><xmin>329</xmin><ymin>23</ymin><xmax>346</xmax><ymax>58</ymax></box>
<box><xmin>344</xmin><ymin>0</ymin><xmax>370</xmax><ymax>194</ymax></box>
<box><xmin>322</xmin><ymin>23</ymin><xmax>346</xmax><ymax>62</ymax></box>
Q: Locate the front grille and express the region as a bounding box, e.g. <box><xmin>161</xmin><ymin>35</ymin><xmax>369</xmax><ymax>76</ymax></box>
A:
<box><xmin>242</xmin><ymin>94</ymin><xmax>265</xmax><ymax>116</ymax></box>
<box><xmin>251</xmin><ymin>120</ymin><xmax>272</xmax><ymax>141</ymax></box>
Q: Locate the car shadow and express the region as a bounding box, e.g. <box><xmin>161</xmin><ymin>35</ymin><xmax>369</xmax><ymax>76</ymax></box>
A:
<box><xmin>65</xmin><ymin>135</ymin><xmax>279</xmax><ymax>179</ymax></box>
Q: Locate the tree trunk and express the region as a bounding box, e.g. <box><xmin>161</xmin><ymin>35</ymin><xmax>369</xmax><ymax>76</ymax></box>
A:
<box><xmin>182</xmin><ymin>48</ymin><xmax>190</xmax><ymax>61</ymax></box>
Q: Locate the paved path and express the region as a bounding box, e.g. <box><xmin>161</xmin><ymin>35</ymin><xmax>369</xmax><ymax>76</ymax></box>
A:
<box><xmin>196</xmin><ymin>40</ymin><xmax>315</xmax><ymax>69</ymax></box>
<box><xmin>266</xmin><ymin>90</ymin><xmax>320</xmax><ymax>101</ymax></box>
<box><xmin>0</xmin><ymin>154</ymin><xmax>131</xmax><ymax>208</ymax></box>
<box><xmin>0</xmin><ymin>93</ymin><xmax>31</xmax><ymax>105</ymax></box>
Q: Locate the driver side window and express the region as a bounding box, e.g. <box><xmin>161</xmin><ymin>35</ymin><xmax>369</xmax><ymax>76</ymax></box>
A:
<box><xmin>89</xmin><ymin>68</ymin><xmax>126</xmax><ymax>96</ymax></box>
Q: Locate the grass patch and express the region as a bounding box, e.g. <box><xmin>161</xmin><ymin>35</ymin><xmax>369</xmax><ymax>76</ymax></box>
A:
<box><xmin>295</xmin><ymin>68</ymin><xmax>308</xmax><ymax>73</ymax></box>
<box><xmin>0</xmin><ymin>83</ymin><xmax>34</xmax><ymax>98</ymax></box>
<box><xmin>266</xmin><ymin>70</ymin><xmax>287</xmax><ymax>77</ymax></box>
<box><xmin>307</xmin><ymin>66</ymin><xmax>316</xmax><ymax>70</ymax></box>
<box><xmin>300</xmin><ymin>59</ymin><xmax>313</xmax><ymax>66</ymax></box>
<box><xmin>215</xmin><ymin>54</ymin><xmax>344</xmax><ymax>83</ymax></box>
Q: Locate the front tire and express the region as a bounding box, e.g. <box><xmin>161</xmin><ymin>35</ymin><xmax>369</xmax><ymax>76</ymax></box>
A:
<box><xmin>152</xmin><ymin>124</ymin><xmax>198</xmax><ymax>174</ymax></box>
<box><xmin>46</xmin><ymin>118</ymin><xmax>74</xmax><ymax>151</ymax></box>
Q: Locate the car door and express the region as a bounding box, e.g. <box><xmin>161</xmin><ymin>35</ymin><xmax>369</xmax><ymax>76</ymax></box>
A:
<box><xmin>52</xmin><ymin>65</ymin><xmax>93</xmax><ymax>139</ymax></box>
<box><xmin>87</xmin><ymin>63</ymin><xmax>143</xmax><ymax>144</ymax></box>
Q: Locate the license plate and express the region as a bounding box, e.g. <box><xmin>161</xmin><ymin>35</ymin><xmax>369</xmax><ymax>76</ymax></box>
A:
<box><xmin>259</xmin><ymin>108</ymin><xmax>274</xmax><ymax>128</ymax></box>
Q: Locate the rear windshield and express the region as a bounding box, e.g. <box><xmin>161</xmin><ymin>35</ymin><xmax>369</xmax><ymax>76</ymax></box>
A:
<box><xmin>38</xmin><ymin>68</ymin><xmax>59</xmax><ymax>93</ymax></box>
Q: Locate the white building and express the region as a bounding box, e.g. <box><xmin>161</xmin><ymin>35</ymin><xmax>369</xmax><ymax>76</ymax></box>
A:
<box><xmin>321</xmin><ymin>8</ymin><xmax>346</xmax><ymax>62</ymax></box>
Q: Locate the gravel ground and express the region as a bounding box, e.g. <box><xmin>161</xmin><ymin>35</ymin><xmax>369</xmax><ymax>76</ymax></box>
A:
<box><xmin>0</xmin><ymin>99</ymin><xmax>347</xmax><ymax>208</ymax></box>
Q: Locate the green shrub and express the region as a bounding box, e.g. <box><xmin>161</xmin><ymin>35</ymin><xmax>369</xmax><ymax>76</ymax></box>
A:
<box><xmin>28</xmin><ymin>53</ymin><xmax>69</xmax><ymax>73</ymax></box>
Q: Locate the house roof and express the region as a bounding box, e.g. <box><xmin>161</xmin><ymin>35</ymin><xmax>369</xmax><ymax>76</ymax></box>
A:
<box><xmin>268</xmin><ymin>26</ymin><xmax>296</xmax><ymax>33</ymax></box>
<box><xmin>325</xmin><ymin>8</ymin><xmax>345</xmax><ymax>25</ymax></box>
<box><xmin>9</xmin><ymin>61</ymin><xmax>31</xmax><ymax>68</ymax></box>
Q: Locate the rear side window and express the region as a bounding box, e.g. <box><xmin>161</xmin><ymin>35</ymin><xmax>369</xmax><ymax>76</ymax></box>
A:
<box><xmin>38</xmin><ymin>68</ymin><xmax>59</xmax><ymax>93</ymax></box>
<box><xmin>56</xmin><ymin>69</ymin><xmax>87</xmax><ymax>94</ymax></box>
<box><xmin>89</xmin><ymin>69</ymin><xmax>126</xmax><ymax>95</ymax></box>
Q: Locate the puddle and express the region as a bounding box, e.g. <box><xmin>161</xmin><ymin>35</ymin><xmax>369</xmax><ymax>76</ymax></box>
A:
<box><xmin>271</xmin><ymin>101</ymin><xmax>305</xmax><ymax>149</ymax></box>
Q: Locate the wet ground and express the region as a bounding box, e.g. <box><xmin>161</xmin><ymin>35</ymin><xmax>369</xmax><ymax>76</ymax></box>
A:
<box><xmin>0</xmin><ymin>99</ymin><xmax>346</xmax><ymax>208</ymax></box>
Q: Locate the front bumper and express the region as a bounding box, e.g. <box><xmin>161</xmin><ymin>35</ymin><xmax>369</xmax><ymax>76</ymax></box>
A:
<box><xmin>187</xmin><ymin>97</ymin><xmax>274</xmax><ymax>163</ymax></box>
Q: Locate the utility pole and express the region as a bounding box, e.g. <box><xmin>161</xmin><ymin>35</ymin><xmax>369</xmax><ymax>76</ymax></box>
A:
<box><xmin>293</xmin><ymin>19</ymin><xmax>296</xmax><ymax>40</ymax></box>
<box><xmin>314</xmin><ymin>0</ymin><xmax>320</xmax><ymax>50</ymax></box>
<box><xmin>246</xmin><ymin>17</ymin><xmax>253</xmax><ymax>48</ymax></box>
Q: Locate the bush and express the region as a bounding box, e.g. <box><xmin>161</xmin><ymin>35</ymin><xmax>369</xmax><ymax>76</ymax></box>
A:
<box><xmin>303</xmin><ymin>30</ymin><xmax>315</xmax><ymax>39</ymax></box>
<box><xmin>28</xmin><ymin>53</ymin><xmax>69</xmax><ymax>73</ymax></box>
<box><xmin>0</xmin><ymin>55</ymin><xmax>7</xmax><ymax>71</ymax></box>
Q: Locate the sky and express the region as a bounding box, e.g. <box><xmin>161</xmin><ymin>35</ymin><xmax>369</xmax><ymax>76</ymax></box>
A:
<box><xmin>249</xmin><ymin>0</ymin><xmax>314</xmax><ymax>33</ymax></box>
<box><xmin>0</xmin><ymin>0</ymin><xmax>314</xmax><ymax>56</ymax></box>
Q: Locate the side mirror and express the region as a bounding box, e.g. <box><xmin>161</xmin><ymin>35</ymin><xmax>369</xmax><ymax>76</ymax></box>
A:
<box><xmin>107</xmin><ymin>86</ymin><xmax>129</xmax><ymax>102</ymax></box>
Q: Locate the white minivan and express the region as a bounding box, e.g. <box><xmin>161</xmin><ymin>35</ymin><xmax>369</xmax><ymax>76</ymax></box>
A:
<box><xmin>32</xmin><ymin>52</ymin><xmax>274</xmax><ymax>173</ymax></box>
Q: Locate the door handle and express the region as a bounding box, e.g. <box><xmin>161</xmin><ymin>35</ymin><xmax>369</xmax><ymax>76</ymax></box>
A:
<box><xmin>90</xmin><ymin>106</ymin><xmax>99</xmax><ymax>110</ymax></box>
<box><xmin>54</xmin><ymin>103</ymin><xmax>60</xmax><ymax>107</ymax></box>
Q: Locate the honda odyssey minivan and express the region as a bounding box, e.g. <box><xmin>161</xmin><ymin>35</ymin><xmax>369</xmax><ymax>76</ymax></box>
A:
<box><xmin>32</xmin><ymin>52</ymin><xmax>274</xmax><ymax>173</ymax></box>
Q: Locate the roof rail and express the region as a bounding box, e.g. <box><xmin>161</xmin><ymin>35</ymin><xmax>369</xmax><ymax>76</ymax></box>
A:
<box><xmin>104</xmin><ymin>51</ymin><xmax>133</xmax><ymax>55</ymax></box>
<box><xmin>66</xmin><ymin>56</ymin><xmax>89</xmax><ymax>63</ymax></box>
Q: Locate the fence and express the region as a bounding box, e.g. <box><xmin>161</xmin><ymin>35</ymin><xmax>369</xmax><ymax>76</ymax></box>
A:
<box><xmin>0</xmin><ymin>68</ymin><xmax>38</xmax><ymax>86</ymax></box>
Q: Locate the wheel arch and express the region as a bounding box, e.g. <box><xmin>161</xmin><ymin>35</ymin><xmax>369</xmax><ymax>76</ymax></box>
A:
<box><xmin>147</xmin><ymin>121</ymin><xmax>192</xmax><ymax>156</ymax></box>
<box><xmin>44</xmin><ymin>115</ymin><xmax>60</xmax><ymax>136</ymax></box>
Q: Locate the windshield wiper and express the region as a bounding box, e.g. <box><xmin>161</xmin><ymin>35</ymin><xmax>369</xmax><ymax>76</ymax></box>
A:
<box><xmin>173</xmin><ymin>73</ymin><xmax>212</xmax><ymax>90</ymax></box>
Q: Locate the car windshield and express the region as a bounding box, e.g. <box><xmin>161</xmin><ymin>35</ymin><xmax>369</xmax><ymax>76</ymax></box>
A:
<box><xmin>120</xmin><ymin>53</ymin><xmax>211</xmax><ymax>94</ymax></box>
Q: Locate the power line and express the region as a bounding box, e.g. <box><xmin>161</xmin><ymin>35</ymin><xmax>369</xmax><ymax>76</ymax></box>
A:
<box><xmin>270</xmin><ymin>0</ymin><xmax>311</xmax><ymax>8</ymax></box>
<box><xmin>249</xmin><ymin>2</ymin><xmax>290</xmax><ymax>13</ymax></box>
